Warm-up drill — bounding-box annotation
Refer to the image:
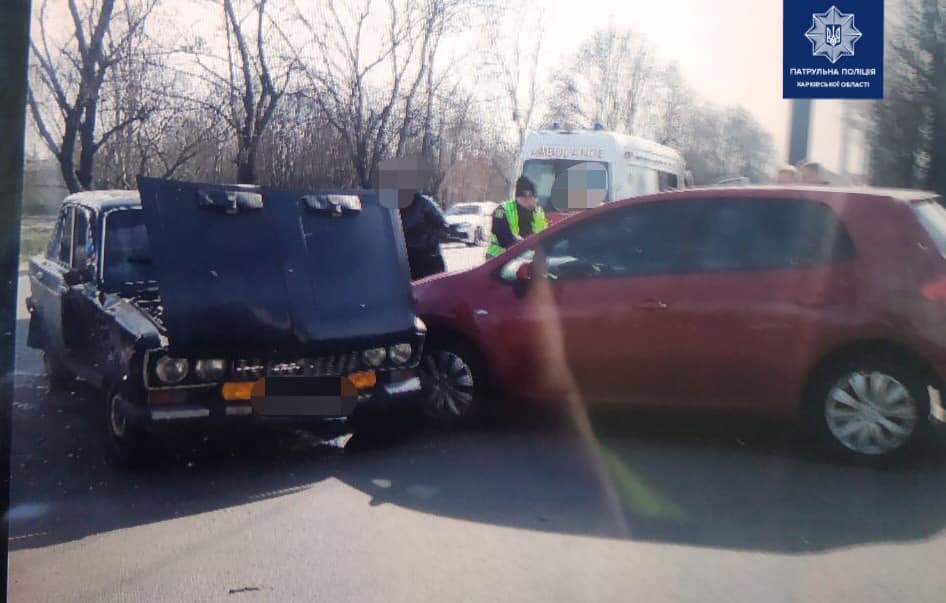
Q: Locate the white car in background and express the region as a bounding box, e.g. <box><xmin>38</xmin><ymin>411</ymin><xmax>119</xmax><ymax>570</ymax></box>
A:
<box><xmin>444</xmin><ymin>202</ymin><xmax>496</xmax><ymax>247</ymax></box>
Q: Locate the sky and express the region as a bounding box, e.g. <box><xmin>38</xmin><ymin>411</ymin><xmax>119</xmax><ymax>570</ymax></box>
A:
<box><xmin>26</xmin><ymin>0</ymin><xmax>869</xmax><ymax>176</ymax></box>
<box><xmin>538</xmin><ymin>0</ymin><xmax>868</xmax><ymax>174</ymax></box>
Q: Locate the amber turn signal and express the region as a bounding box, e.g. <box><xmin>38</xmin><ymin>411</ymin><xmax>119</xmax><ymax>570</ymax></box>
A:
<box><xmin>222</xmin><ymin>379</ymin><xmax>265</xmax><ymax>401</ymax></box>
<box><xmin>346</xmin><ymin>370</ymin><xmax>377</xmax><ymax>390</ymax></box>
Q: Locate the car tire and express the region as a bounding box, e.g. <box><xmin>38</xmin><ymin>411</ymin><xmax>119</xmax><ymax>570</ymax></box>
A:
<box><xmin>43</xmin><ymin>351</ymin><xmax>73</xmax><ymax>391</ymax></box>
<box><xmin>418</xmin><ymin>336</ymin><xmax>490</xmax><ymax>427</ymax></box>
<box><xmin>103</xmin><ymin>386</ymin><xmax>150</xmax><ymax>469</ymax></box>
<box><xmin>808</xmin><ymin>356</ymin><xmax>933</xmax><ymax>463</ymax></box>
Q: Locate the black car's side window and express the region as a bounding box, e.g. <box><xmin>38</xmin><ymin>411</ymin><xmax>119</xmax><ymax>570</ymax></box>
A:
<box><xmin>55</xmin><ymin>206</ymin><xmax>74</xmax><ymax>266</ymax></box>
<box><xmin>46</xmin><ymin>206</ymin><xmax>67</xmax><ymax>262</ymax></box>
<box><xmin>691</xmin><ymin>199</ymin><xmax>855</xmax><ymax>272</ymax></box>
<box><xmin>544</xmin><ymin>201</ymin><xmax>702</xmax><ymax>279</ymax></box>
<box><xmin>72</xmin><ymin>207</ymin><xmax>96</xmax><ymax>272</ymax></box>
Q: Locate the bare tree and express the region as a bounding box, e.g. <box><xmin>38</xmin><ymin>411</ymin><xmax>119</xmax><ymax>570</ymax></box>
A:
<box><xmin>478</xmin><ymin>1</ymin><xmax>544</xmax><ymax>194</ymax></box>
<box><xmin>867</xmin><ymin>0</ymin><xmax>946</xmax><ymax>194</ymax></box>
<box><xmin>255</xmin><ymin>92</ymin><xmax>357</xmax><ymax>187</ymax></box>
<box><xmin>643</xmin><ymin>64</ymin><xmax>694</xmax><ymax>147</ymax></box>
<box><xmin>292</xmin><ymin>0</ymin><xmax>415</xmax><ymax>186</ymax></box>
<box><xmin>213</xmin><ymin>0</ymin><xmax>296</xmax><ymax>184</ymax></box>
<box><xmin>27</xmin><ymin>0</ymin><xmax>157</xmax><ymax>192</ymax></box>
<box><xmin>488</xmin><ymin>3</ymin><xmax>543</xmax><ymax>153</ymax></box>
<box><xmin>546</xmin><ymin>27</ymin><xmax>655</xmax><ymax>133</ymax></box>
<box><xmin>170</xmin><ymin>0</ymin><xmax>297</xmax><ymax>184</ymax></box>
<box><xmin>93</xmin><ymin>9</ymin><xmax>215</xmax><ymax>188</ymax></box>
<box><xmin>680</xmin><ymin>105</ymin><xmax>774</xmax><ymax>184</ymax></box>
<box><xmin>289</xmin><ymin>0</ymin><xmax>476</xmax><ymax>187</ymax></box>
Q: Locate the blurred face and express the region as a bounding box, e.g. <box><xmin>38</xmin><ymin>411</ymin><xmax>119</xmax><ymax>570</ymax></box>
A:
<box><xmin>377</xmin><ymin>156</ymin><xmax>434</xmax><ymax>208</ymax></box>
<box><xmin>398</xmin><ymin>188</ymin><xmax>418</xmax><ymax>207</ymax></box>
<box><xmin>517</xmin><ymin>191</ymin><xmax>537</xmax><ymax>210</ymax></box>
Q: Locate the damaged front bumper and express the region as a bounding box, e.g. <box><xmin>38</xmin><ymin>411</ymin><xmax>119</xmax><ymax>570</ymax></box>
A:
<box><xmin>124</xmin><ymin>370</ymin><xmax>423</xmax><ymax>430</ymax></box>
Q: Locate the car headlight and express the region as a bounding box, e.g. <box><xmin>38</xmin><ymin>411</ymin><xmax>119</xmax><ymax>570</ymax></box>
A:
<box><xmin>195</xmin><ymin>359</ymin><xmax>227</xmax><ymax>381</ymax></box>
<box><xmin>388</xmin><ymin>343</ymin><xmax>412</xmax><ymax>365</ymax></box>
<box><xmin>362</xmin><ymin>347</ymin><xmax>387</xmax><ymax>367</ymax></box>
<box><xmin>156</xmin><ymin>356</ymin><xmax>189</xmax><ymax>384</ymax></box>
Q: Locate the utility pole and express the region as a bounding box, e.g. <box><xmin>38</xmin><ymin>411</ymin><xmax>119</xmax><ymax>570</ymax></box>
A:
<box><xmin>788</xmin><ymin>99</ymin><xmax>813</xmax><ymax>165</ymax></box>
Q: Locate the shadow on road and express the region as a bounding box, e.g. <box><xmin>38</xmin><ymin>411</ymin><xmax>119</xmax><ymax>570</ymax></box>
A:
<box><xmin>334</xmin><ymin>411</ymin><xmax>946</xmax><ymax>553</ymax></box>
<box><xmin>10</xmin><ymin>361</ymin><xmax>946</xmax><ymax>555</ymax></box>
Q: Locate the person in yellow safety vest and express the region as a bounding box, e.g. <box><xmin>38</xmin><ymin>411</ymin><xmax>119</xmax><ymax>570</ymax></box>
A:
<box><xmin>486</xmin><ymin>176</ymin><xmax>548</xmax><ymax>259</ymax></box>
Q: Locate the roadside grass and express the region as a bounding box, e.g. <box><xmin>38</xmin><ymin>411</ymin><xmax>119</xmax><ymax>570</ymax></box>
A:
<box><xmin>19</xmin><ymin>215</ymin><xmax>55</xmax><ymax>266</ymax></box>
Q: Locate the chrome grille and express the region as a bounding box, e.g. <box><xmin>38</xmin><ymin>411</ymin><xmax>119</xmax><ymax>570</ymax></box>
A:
<box><xmin>247</xmin><ymin>353</ymin><xmax>362</xmax><ymax>378</ymax></box>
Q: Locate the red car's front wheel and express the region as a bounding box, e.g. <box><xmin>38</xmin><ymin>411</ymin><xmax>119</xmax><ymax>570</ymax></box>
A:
<box><xmin>418</xmin><ymin>338</ymin><xmax>487</xmax><ymax>425</ymax></box>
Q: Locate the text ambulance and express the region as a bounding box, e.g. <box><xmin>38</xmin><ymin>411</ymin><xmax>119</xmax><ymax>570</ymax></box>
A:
<box><xmin>518</xmin><ymin>127</ymin><xmax>690</xmax><ymax>216</ymax></box>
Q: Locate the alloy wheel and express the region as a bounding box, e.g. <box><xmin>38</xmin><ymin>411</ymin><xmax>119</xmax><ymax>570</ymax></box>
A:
<box><xmin>421</xmin><ymin>350</ymin><xmax>476</xmax><ymax>420</ymax></box>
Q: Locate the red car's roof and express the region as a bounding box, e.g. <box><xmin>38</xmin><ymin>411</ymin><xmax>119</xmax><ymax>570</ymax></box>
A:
<box><xmin>613</xmin><ymin>185</ymin><xmax>938</xmax><ymax>205</ymax></box>
<box><xmin>481</xmin><ymin>185</ymin><xmax>942</xmax><ymax>268</ymax></box>
<box><xmin>592</xmin><ymin>185</ymin><xmax>940</xmax><ymax>218</ymax></box>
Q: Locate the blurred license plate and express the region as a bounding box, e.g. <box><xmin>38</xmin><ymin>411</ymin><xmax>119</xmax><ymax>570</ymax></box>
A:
<box><xmin>265</xmin><ymin>377</ymin><xmax>341</xmax><ymax>396</ymax></box>
<box><xmin>252</xmin><ymin>377</ymin><xmax>356</xmax><ymax>416</ymax></box>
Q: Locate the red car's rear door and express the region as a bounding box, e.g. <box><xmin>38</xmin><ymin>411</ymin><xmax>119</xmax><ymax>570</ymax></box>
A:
<box><xmin>661</xmin><ymin>197</ymin><xmax>858</xmax><ymax>414</ymax></box>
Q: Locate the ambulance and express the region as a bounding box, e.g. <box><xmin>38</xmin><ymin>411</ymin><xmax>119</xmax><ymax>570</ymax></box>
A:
<box><xmin>517</xmin><ymin>126</ymin><xmax>691</xmax><ymax>220</ymax></box>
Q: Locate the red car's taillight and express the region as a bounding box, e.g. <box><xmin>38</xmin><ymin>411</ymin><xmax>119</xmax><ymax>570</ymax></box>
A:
<box><xmin>921</xmin><ymin>274</ymin><xmax>946</xmax><ymax>303</ymax></box>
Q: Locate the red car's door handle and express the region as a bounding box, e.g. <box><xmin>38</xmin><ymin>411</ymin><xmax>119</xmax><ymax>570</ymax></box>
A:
<box><xmin>635</xmin><ymin>299</ymin><xmax>669</xmax><ymax>310</ymax></box>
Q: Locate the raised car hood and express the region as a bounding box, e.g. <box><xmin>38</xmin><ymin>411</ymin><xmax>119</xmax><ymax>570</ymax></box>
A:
<box><xmin>136</xmin><ymin>176</ymin><xmax>416</xmax><ymax>358</ymax></box>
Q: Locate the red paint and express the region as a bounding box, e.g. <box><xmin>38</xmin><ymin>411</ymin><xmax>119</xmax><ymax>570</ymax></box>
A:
<box><xmin>414</xmin><ymin>187</ymin><xmax>946</xmax><ymax>419</ymax></box>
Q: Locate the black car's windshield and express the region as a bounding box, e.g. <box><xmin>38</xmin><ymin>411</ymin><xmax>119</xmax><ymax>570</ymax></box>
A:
<box><xmin>102</xmin><ymin>208</ymin><xmax>156</xmax><ymax>290</ymax></box>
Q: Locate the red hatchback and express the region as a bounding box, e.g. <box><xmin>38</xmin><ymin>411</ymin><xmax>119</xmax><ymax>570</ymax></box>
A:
<box><xmin>413</xmin><ymin>186</ymin><xmax>946</xmax><ymax>460</ymax></box>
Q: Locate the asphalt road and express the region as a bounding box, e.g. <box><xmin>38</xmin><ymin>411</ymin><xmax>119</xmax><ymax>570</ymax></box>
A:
<box><xmin>8</xmin><ymin>245</ymin><xmax>946</xmax><ymax>602</ymax></box>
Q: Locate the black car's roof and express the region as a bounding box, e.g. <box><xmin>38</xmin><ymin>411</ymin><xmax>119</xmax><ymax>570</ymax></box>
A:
<box><xmin>63</xmin><ymin>190</ymin><xmax>140</xmax><ymax>212</ymax></box>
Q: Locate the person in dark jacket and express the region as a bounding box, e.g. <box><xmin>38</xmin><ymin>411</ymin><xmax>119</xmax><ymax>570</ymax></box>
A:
<box><xmin>399</xmin><ymin>190</ymin><xmax>450</xmax><ymax>280</ymax></box>
<box><xmin>376</xmin><ymin>156</ymin><xmax>450</xmax><ymax>280</ymax></box>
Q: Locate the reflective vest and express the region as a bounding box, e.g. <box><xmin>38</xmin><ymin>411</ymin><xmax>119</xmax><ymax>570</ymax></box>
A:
<box><xmin>486</xmin><ymin>200</ymin><xmax>548</xmax><ymax>259</ymax></box>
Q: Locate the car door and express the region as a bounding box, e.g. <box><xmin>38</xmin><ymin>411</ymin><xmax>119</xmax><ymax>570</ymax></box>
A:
<box><xmin>61</xmin><ymin>206</ymin><xmax>103</xmax><ymax>370</ymax></box>
<box><xmin>537</xmin><ymin>200</ymin><xmax>705</xmax><ymax>406</ymax></box>
<box><xmin>661</xmin><ymin>197</ymin><xmax>858</xmax><ymax>413</ymax></box>
<box><xmin>29</xmin><ymin>204</ymin><xmax>73</xmax><ymax>356</ymax></box>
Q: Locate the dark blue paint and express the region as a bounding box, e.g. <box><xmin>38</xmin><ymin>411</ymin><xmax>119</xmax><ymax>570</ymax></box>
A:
<box><xmin>136</xmin><ymin>177</ymin><xmax>416</xmax><ymax>358</ymax></box>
